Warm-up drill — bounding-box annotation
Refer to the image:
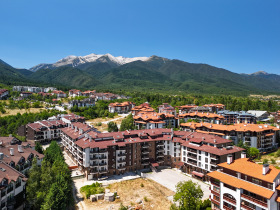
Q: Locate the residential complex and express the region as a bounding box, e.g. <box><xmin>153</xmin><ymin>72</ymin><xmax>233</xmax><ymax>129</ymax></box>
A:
<box><xmin>18</xmin><ymin>113</ymin><xmax>85</xmax><ymax>142</ymax></box>
<box><xmin>0</xmin><ymin>89</ymin><xmax>9</xmax><ymax>100</ymax></box>
<box><xmin>61</xmin><ymin>127</ymin><xmax>243</xmax><ymax>180</ymax></box>
<box><xmin>217</xmin><ymin>110</ymin><xmax>256</xmax><ymax>124</ymax></box>
<box><xmin>181</xmin><ymin>122</ymin><xmax>279</xmax><ymax>152</ymax></box>
<box><xmin>13</xmin><ymin>86</ymin><xmax>56</xmax><ymax>93</ymax></box>
<box><xmin>68</xmin><ymin>98</ymin><xmax>95</xmax><ymax>108</ymax></box>
<box><xmin>179</xmin><ymin>112</ymin><xmax>225</xmax><ymax>124</ymax></box>
<box><xmin>108</xmin><ymin>101</ymin><xmax>135</xmax><ymax>114</ymax></box>
<box><xmin>208</xmin><ymin>156</ymin><xmax>280</xmax><ymax>210</ymax></box>
<box><xmin>158</xmin><ymin>103</ymin><xmax>176</xmax><ymax>115</ymax></box>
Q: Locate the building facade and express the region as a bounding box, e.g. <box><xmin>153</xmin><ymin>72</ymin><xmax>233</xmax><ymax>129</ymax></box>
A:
<box><xmin>181</xmin><ymin>122</ymin><xmax>279</xmax><ymax>152</ymax></box>
<box><xmin>108</xmin><ymin>101</ymin><xmax>135</xmax><ymax>114</ymax></box>
<box><xmin>61</xmin><ymin>128</ymin><xmax>243</xmax><ymax>180</ymax></box>
<box><xmin>208</xmin><ymin>156</ymin><xmax>280</xmax><ymax>210</ymax></box>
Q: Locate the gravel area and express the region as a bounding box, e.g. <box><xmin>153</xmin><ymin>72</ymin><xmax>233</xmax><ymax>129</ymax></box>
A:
<box><xmin>144</xmin><ymin>168</ymin><xmax>210</xmax><ymax>200</ymax></box>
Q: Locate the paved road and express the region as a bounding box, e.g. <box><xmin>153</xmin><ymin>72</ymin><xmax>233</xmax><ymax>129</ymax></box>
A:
<box><xmin>145</xmin><ymin>169</ymin><xmax>210</xmax><ymax>200</ymax></box>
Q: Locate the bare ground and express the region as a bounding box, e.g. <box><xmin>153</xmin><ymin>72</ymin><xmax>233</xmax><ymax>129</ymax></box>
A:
<box><xmin>81</xmin><ymin>178</ymin><xmax>174</xmax><ymax>210</ymax></box>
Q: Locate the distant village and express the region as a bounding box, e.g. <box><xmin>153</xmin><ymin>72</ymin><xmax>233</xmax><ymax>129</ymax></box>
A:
<box><xmin>0</xmin><ymin>86</ymin><xmax>280</xmax><ymax>209</ymax></box>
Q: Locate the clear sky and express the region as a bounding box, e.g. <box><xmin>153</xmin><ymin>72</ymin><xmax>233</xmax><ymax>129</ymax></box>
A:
<box><xmin>0</xmin><ymin>0</ymin><xmax>279</xmax><ymax>74</ymax></box>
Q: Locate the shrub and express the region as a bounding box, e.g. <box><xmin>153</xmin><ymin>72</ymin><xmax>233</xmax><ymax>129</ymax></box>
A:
<box><xmin>140</xmin><ymin>183</ymin><xmax>144</xmax><ymax>187</ymax></box>
<box><xmin>96</xmin><ymin>122</ymin><xmax>102</xmax><ymax>126</ymax></box>
<box><xmin>144</xmin><ymin>196</ymin><xmax>149</xmax><ymax>202</ymax></box>
<box><xmin>271</xmin><ymin>158</ymin><xmax>276</xmax><ymax>164</ymax></box>
<box><xmin>275</xmin><ymin>149</ymin><xmax>280</xmax><ymax>157</ymax></box>
<box><xmin>119</xmin><ymin>203</ymin><xmax>128</xmax><ymax>210</ymax></box>
<box><xmin>80</xmin><ymin>182</ymin><xmax>105</xmax><ymax>199</ymax></box>
<box><xmin>263</xmin><ymin>159</ymin><xmax>269</xmax><ymax>164</ymax></box>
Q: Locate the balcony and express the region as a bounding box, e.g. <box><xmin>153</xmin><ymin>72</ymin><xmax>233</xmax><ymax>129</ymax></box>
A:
<box><xmin>223</xmin><ymin>205</ymin><xmax>235</xmax><ymax>210</ymax></box>
<box><xmin>99</xmin><ymin>156</ymin><xmax>107</xmax><ymax>160</ymax></box>
<box><xmin>99</xmin><ymin>169</ymin><xmax>108</xmax><ymax>174</ymax></box>
<box><xmin>210</xmin><ymin>160</ymin><xmax>217</xmax><ymax>165</ymax></box>
<box><xmin>157</xmin><ymin>153</ymin><xmax>164</xmax><ymax>157</ymax></box>
<box><xmin>90</xmin><ymin>163</ymin><xmax>98</xmax><ymax>167</ymax></box>
<box><xmin>223</xmin><ymin>195</ymin><xmax>236</xmax><ymax>205</ymax></box>
<box><xmin>142</xmin><ymin>149</ymin><xmax>149</xmax><ymax>154</ymax></box>
<box><xmin>187</xmin><ymin>148</ymin><xmax>197</xmax><ymax>154</ymax></box>
<box><xmin>141</xmin><ymin>161</ymin><xmax>149</xmax><ymax>165</ymax></box>
<box><xmin>90</xmin><ymin>169</ymin><xmax>98</xmax><ymax>174</ymax></box>
<box><xmin>142</xmin><ymin>144</ymin><xmax>149</xmax><ymax>148</ymax></box>
<box><xmin>118</xmin><ymin>153</ymin><xmax>126</xmax><ymax>157</ymax></box>
<box><xmin>241</xmin><ymin>203</ymin><xmax>254</xmax><ymax>210</ymax></box>
<box><xmin>90</xmin><ymin>156</ymin><xmax>98</xmax><ymax>160</ymax></box>
<box><xmin>99</xmin><ymin>162</ymin><xmax>107</xmax><ymax>166</ymax></box>
<box><xmin>187</xmin><ymin>159</ymin><xmax>197</xmax><ymax>166</ymax></box>
<box><xmin>118</xmin><ymin>159</ymin><xmax>126</xmax><ymax>163</ymax></box>
<box><xmin>241</xmin><ymin>193</ymin><xmax>267</xmax><ymax>208</ymax></box>
<box><xmin>210</xmin><ymin>154</ymin><xmax>218</xmax><ymax>160</ymax></box>
<box><xmin>187</xmin><ymin>154</ymin><xmax>197</xmax><ymax>160</ymax></box>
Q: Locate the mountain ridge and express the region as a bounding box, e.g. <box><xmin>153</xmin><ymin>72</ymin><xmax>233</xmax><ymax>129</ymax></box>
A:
<box><xmin>0</xmin><ymin>54</ymin><xmax>279</xmax><ymax>95</ymax></box>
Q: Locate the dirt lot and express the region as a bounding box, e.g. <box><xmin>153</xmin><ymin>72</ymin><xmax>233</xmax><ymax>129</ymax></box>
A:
<box><xmin>80</xmin><ymin>178</ymin><xmax>174</xmax><ymax>210</ymax></box>
<box><xmin>0</xmin><ymin>108</ymin><xmax>45</xmax><ymax>117</ymax></box>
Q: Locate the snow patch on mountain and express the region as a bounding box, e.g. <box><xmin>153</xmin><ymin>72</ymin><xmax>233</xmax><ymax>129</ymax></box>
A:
<box><xmin>29</xmin><ymin>53</ymin><xmax>150</xmax><ymax>71</ymax></box>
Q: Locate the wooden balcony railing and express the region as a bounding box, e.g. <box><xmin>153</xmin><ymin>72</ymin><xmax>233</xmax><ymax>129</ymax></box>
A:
<box><xmin>241</xmin><ymin>193</ymin><xmax>267</xmax><ymax>208</ymax></box>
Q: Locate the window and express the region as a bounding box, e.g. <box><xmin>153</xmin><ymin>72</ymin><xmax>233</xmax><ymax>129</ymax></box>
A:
<box><xmin>205</xmin><ymin>158</ymin><xmax>208</xmax><ymax>162</ymax></box>
<box><xmin>205</xmin><ymin>152</ymin><xmax>208</xmax><ymax>156</ymax></box>
<box><xmin>183</xmin><ymin>151</ymin><xmax>186</xmax><ymax>156</ymax></box>
<box><xmin>205</xmin><ymin>164</ymin><xmax>208</xmax><ymax>170</ymax></box>
<box><xmin>268</xmin><ymin>183</ymin><xmax>273</xmax><ymax>189</ymax></box>
<box><xmin>199</xmin><ymin>156</ymin><xmax>201</xmax><ymax>161</ymax></box>
<box><xmin>252</xmin><ymin>178</ymin><xmax>259</xmax><ymax>185</ymax></box>
<box><xmin>199</xmin><ymin>151</ymin><xmax>201</xmax><ymax>154</ymax></box>
<box><xmin>183</xmin><ymin>157</ymin><xmax>186</xmax><ymax>162</ymax></box>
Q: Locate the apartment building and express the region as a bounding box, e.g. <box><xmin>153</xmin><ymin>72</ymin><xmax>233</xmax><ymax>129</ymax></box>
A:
<box><xmin>0</xmin><ymin>89</ymin><xmax>9</xmax><ymax>100</ymax></box>
<box><xmin>131</xmin><ymin>102</ymin><xmax>154</xmax><ymax>116</ymax></box>
<box><xmin>18</xmin><ymin>120</ymin><xmax>67</xmax><ymax>142</ymax></box>
<box><xmin>82</xmin><ymin>90</ymin><xmax>96</xmax><ymax>97</ymax></box>
<box><xmin>20</xmin><ymin>92</ymin><xmax>33</xmax><ymax>98</ymax></box>
<box><xmin>178</xmin><ymin>104</ymin><xmax>198</xmax><ymax>114</ymax></box>
<box><xmin>134</xmin><ymin>112</ymin><xmax>177</xmax><ymax>129</ymax></box>
<box><xmin>69</xmin><ymin>89</ymin><xmax>82</xmax><ymax>97</ymax></box>
<box><xmin>0</xmin><ymin>161</ymin><xmax>27</xmax><ymax>210</ymax></box>
<box><xmin>68</xmin><ymin>98</ymin><xmax>95</xmax><ymax>109</ymax></box>
<box><xmin>203</xmin><ymin>104</ymin><xmax>225</xmax><ymax>113</ymax></box>
<box><xmin>180</xmin><ymin>133</ymin><xmax>244</xmax><ymax>181</ymax></box>
<box><xmin>208</xmin><ymin>156</ymin><xmax>280</xmax><ymax>210</ymax></box>
<box><xmin>179</xmin><ymin>112</ymin><xmax>225</xmax><ymax>124</ymax></box>
<box><xmin>13</xmin><ymin>86</ymin><xmax>56</xmax><ymax>93</ymax></box>
<box><xmin>181</xmin><ymin>122</ymin><xmax>279</xmax><ymax>152</ymax></box>
<box><xmin>52</xmin><ymin>90</ymin><xmax>67</xmax><ymax>98</ymax></box>
<box><xmin>218</xmin><ymin>110</ymin><xmax>256</xmax><ymax>124</ymax></box>
<box><xmin>158</xmin><ymin>103</ymin><xmax>176</xmax><ymax>115</ymax></box>
<box><xmin>61</xmin><ymin>128</ymin><xmax>243</xmax><ymax>180</ymax></box>
<box><xmin>108</xmin><ymin>101</ymin><xmax>135</xmax><ymax>114</ymax></box>
<box><xmin>0</xmin><ymin>143</ymin><xmax>44</xmax><ymax>174</ymax></box>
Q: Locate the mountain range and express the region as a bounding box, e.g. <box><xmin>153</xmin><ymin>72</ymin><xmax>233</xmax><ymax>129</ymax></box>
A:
<box><xmin>0</xmin><ymin>53</ymin><xmax>279</xmax><ymax>95</ymax></box>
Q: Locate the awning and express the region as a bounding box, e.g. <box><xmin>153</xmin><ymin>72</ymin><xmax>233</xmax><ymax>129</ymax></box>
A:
<box><xmin>265</xmin><ymin>133</ymin><xmax>274</xmax><ymax>137</ymax></box>
<box><xmin>192</xmin><ymin>171</ymin><xmax>205</xmax><ymax>177</ymax></box>
<box><xmin>151</xmin><ymin>163</ymin><xmax>159</xmax><ymax>167</ymax></box>
<box><xmin>175</xmin><ymin>161</ymin><xmax>184</xmax><ymax>167</ymax></box>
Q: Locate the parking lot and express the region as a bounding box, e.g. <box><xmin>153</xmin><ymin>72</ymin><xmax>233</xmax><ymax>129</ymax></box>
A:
<box><xmin>144</xmin><ymin>168</ymin><xmax>210</xmax><ymax>200</ymax></box>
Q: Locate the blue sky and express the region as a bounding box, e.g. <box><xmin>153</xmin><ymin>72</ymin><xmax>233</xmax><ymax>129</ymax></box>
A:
<box><xmin>0</xmin><ymin>0</ymin><xmax>279</xmax><ymax>74</ymax></box>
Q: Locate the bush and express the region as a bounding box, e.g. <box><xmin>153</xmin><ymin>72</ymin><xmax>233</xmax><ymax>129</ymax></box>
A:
<box><xmin>144</xmin><ymin>196</ymin><xmax>149</xmax><ymax>202</ymax></box>
<box><xmin>263</xmin><ymin>159</ymin><xmax>269</xmax><ymax>164</ymax></box>
<box><xmin>275</xmin><ymin>149</ymin><xmax>280</xmax><ymax>158</ymax></box>
<box><xmin>140</xmin><ymin>183</ymin><xmax>144</xmax><ymax>187</ymax></box>
<box><xmin>96</xmin><ymin>122</ymin><xmax>102</xmax><ymax>126</ymax></box>
<box><xmin>271</xmin><ymin>158</ymin><xmax>276</xmax><ymax>164</ymax></box>
<box><xmin>119</xmin><ymin>203</ymin><xmax>128</xmax><ymax>210</ymax></box>
<box><xmin>80</xmin><ymin>182</ymin><xmax>105</xmax><ymax>199</ymax></box>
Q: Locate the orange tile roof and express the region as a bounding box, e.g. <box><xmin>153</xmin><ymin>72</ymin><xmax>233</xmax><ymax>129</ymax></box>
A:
<box><xmin>179</xmin><ymin>112</ymin><xmax>224</xmax><ymax>119</ymax></box>
<box><xmin>219</xmin><ymin>158</ymin><xmax>280</xmax><ymax>183</ymax></box>
<box><xmin>276</xmin><ymin>196</ymin><xmax>280</xmax><ymax>203</ymax></box>
<box><xmin>207</xmin><ymin>171</ymin><xmax>274</xmax><ymax>199</ymax></box>
<box><xmin>181</xmin><ymin>122</ymin><xmax>279</xmax><ymax>133</ymax></box>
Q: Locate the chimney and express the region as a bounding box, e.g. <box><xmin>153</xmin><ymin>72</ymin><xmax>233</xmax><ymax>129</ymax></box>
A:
<box><xmin>18</xmin><ymin>145</ymin><xmax>23</xmax><ymax>153</ymax></box>
<box><xmin>227</xmin><ymin>154</ymin><xmax>233</xmax><ymax>165</ymax></box>
<box><xmin>10</xmin><ymin>148</ymin><xmax>14</xmax><ymax>156</ymax></box>
<box><xmin>241</xmin><ymin>152</ymin><xmax>246</xmax><ymax>158</ymax></box>
<box><xmin>89</xmin><ymin>136</ymin><xmax>92</xmax><ymax>142</ymax></box>
<box><xmin>263</xmin><ymin>164</ymin><xmax>269</xmax><ymax>175</ymax></box>
<box><xmin>75</xmin><ymin>126</ymin><xmax>78</xmax><ymax>132</ymax></box>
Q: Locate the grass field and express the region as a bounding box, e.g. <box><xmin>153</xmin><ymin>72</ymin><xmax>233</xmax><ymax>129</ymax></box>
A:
<box><xmin>82</xmin><ymin>178</ymin><xmax>174</xmax><ymax>210</ymax></box>
<box><xmin>0</xmin><ymin>108</ymin><xmax>45</xmax><ymax>117</ymax></box>
<box><xmin>86</xmin><ymin>115</ymin><xmax>126</xmax><ymax>133</ymax></box>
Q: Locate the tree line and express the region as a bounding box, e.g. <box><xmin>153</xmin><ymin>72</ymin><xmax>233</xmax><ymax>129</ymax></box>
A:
<box><xmin>27</xmin><ymin>141</ymin><xmax>73</xmax><ymax>209</ymax></box>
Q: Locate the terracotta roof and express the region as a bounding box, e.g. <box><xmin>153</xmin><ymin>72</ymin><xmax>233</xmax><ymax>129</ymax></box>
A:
<box><xmin>207</xmin><ymin>170</ymin><xmax>274</xmax><ymax>199</ymax></box>
<box><xmin>219</xmin><ymin>158</ymin><xmax>280</xmax><ymax>183</ymax></box>
<box><xmin>179</xmin><ymin>112</ymin><xmax>224</xmax><ymax>119</ymax></box>
<box><xmin>181</xmin><ymin>122</ymin><xmax>279</xmax><ymax>133</ymax></box>
<box><xmin>109</xmin><ymin>101</ymin><xmax>134</xmax><ymax>107</ymax></box>
<box><xmin>0</xmin><ymin>89</ymin><xmax>8</xmax><ymax>95</ymax></box>
<box><xmin>0</xmin><ymin>161</ymin><xmax>27</xmax><ymax>184</ymax></box>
